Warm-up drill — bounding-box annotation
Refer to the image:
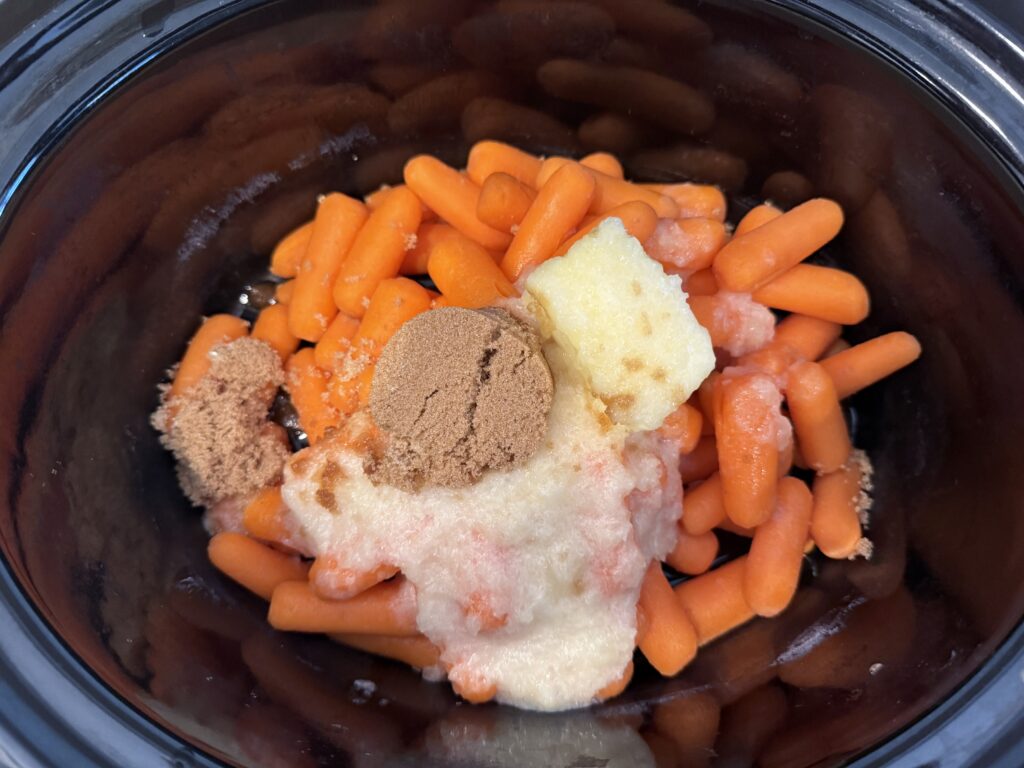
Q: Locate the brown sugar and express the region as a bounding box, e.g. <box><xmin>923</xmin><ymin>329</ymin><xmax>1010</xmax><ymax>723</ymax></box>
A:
<box><xmin>151</xmin><ymin>337</ymin><xmax>288</xmax><ymax>506</ymax></box>
<box><xmin>368</xmin><ymin>307</ymin><xmax>554</xmax><ymax>490</ymax></box>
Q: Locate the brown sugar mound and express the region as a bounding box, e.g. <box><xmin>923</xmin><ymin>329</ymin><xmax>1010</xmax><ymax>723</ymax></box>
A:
<box><xmin>151</xmin><ymin>337</ymin><xmax>288</xmax><ymax>506</ymax></box>
<box><xmin>369</xmin><ymin>307</ymin><xmax>554</xmax><ymax>490</ymax></box>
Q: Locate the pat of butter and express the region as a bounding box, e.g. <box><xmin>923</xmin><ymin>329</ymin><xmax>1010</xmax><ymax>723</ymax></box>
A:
<box><xmin>525</xmin><ymin>218</ymin><xmax>714</xmax><ymax>431</ymax></box>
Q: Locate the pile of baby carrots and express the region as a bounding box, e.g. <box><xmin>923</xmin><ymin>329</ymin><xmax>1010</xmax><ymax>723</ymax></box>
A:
<box><xmin>165</xmin><ymin>139</ymin><xmax>921</xmax><ymax>704</ymax></box>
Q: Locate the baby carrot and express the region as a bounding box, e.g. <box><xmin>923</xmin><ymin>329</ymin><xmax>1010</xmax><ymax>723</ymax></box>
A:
<box><xmin>331</xmin><ymin>633</ymin><xmax>440</xmax><ymax>670</ymax></box>
<box><xmin>679</xmin><ymin>435</ymin><xmax>719</xmax><ymax>483</ymax></box>
<box><xmin>269</xmin><ymin>220</ymin><xmax>314</xmax><ymax>278</ymax></box>
<box><xmin>329</xmin><ymin>364</ymin><xmax>376</xmax><ymax>417</ymax></box>
<box><xmin>466</xmin><ymin>140</ymin><xmax>542</xmax><ymax>187</ymax></box>
<box><xmin>268</xmin><ymin>578</ymin><xmax>419</xmax><ymax>636</ymax></box>
<box><xmin>819</xmin><ymin>331</ymin><xmax>922</xmax><ymax>399</ymax></box>
<box><xmin>314</xmin><ymin>312</ymin><xmax>361</xmax><ymax>372</ymax></box>
<box><xmin>285</xmin><ymin>348</ymin><xmax>338</xmax><ymax>444</ymax></box>
<box><xmin>646</xmin><ymin>217</ymin><xmax>728</xmax><ymax>272</ymax></box>
<box><xmin>769</xmin><ymin>314</ymin><xmax>842</xmax><ymax>361</ymax></box>
<box><xmin>786</xmin><ymin>361</ymin><xmax>851</xmax><ymax>473</ymax></box>
<box><xmin>333</xmin><ymin>186</ymin><xmax>422</xmax><ymax>318</ymax></box>
<box><xmin>476</xmin><ymin>172</ymin><xmax>536</xmax><ymax>233</ymax></box>
<box><xmin>274</xmin><ymin>279</ymin><xmax>295</xmax><ymax>305</ymax></box>
<box><xmin>404</xmin><ymin>155</ymin><xmax>512</xmax><ymax>251</ymax></box>
<box><xmin>658</xmin><ymin>402</ymin><xmax>703</xmax><ymax>454</ymax></box>
<box><xmin>365</xmin><ymin>184</ymin><xmax>435</xmax><ymax>221</ymax></box>
<box><xmin>715</xmin><ymin>372</ymin><xmax>781</xmax><ymax>528</ymax></box>
<box><xmin>251</xmin><ymin>303</ymin><xmax>300</xmax><ymax>361</ymax></box>
<box><xmin>400</xmin><ymin>221</ymin><xmax>473</xmax><ymax>275</ymax></box>
<box><xmin>501</xmin><ymin>163</ymin><xmax>596</xmax><ymax>281</ymax></box>
<box><xmin>824</xmin><ymin>338</ymin><xmax>851</xmax><ymax>358</ymax></box>
<box><xmin>350</xmin><ymin>277</ymin><xmax>433</xmax><ymax>360</ymax></box>
<box><xmin>666</xmin><ymin>529</ymin><xmax>719</xmax><ymax>575</ymax></box>
<box><xmin>683</xmin><ymin>268</ymin><xmax>718</xmax><ymax>296</ymax></box>
<box><xmin>713</xmin><ymin>198</ymin><xmax>844</xmax><ymax>292</ymax></box>
<box><xmin>674</xmin><ymin>556</ymin><xmax>754</xmax><ymax>645</ymax></box>
<box><xmin>812</xmin><ymin>460</ymin><xmax>864</xmax><ymax>559</ymax></box>
<box><xmin>637</xmin><ymin>562</ymin><xmax>698</xmax><ymax>676</ymax></box>
<box><xmin>734</xmin><ymin>203</ymin><xmax>782</xmax><ymax>236</ymax></box>
<box><xmin>208</xmin><ymin>532</ymin><xmax>310</xmax><ymax>601</ymax></box>
<box><xmin>170</xmin><ymin>314</ymin><xmax>248</xmax><ymax>399</ymax></box>
<box><xmin>243</xmin><ymin>487</ymin><xmax>305</xmax><ymax>553</ymax></box>
<box><xmin>644</xmin><ymin>183</ymin><xmax>727</xmax><ymax>221</ymax></box>
<box><xmin>537</xmin><ymin>157</ymin><xmax>678</xmax><ymax>219</ymax></box>
<box><xmin>744</xmin><ymin>476</ymin><xmax>813</xmax><ymax>617</ymax></box>
<box><xmin>581</xmin><ymin>151</ymin><xmax>624</xmax><ymax>178</ymax></box>
<box><xmin>310</xmin><ymin>557</ymin><xmax>399</xmax><ymax>601</ymax></box>
<box><xmin>595</xmin><ymin>661</ymin><xmax>634</xmax><ymax>701</ymax></box>
<box><xmin>681</xmin><ymin>473</ymin><xmax>726</xmax><ymax>535</ymax></box>
<box><xmin>753</xmin><ymin>264</ymin><xmax>870</xmax><ymax>325</ymax></box>
<box><xmin>428</xmin><ymin>235</ymin><xmax>516</xmax><ymax>308</ymax></box>
<box><xmin>553</xmin><ymin>200</ymin><xmax>658</xmax><ymax>258</ymax></box>
<box><xmin>289</xmin><ymin>193</ymin><xmax>368</xmax><ymax>342</ymax></box>
<box><xmin>450</xmin><ymin>674</ymin><xmax>499</xmax><ymax>704</ymax></box>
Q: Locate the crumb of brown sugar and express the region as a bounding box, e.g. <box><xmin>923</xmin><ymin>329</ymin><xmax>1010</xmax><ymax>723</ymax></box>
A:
<box><xmin>151</xmin><ymin>337</ymin><xmax>287</xmax><ymax>506</ymax></box>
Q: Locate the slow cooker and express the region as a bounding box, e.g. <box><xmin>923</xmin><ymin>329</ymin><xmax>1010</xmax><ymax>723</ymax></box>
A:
<box><xmin>1</xmin><ymin>0</ymin><xmax>1023</xmax><ymax>766</ymax></box>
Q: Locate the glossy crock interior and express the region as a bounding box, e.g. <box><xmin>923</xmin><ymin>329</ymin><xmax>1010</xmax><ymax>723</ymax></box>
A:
<box><xmin>1</xmin><ymin>1</ymin><xmax>1023</xmax><ymax>766</ymax></box>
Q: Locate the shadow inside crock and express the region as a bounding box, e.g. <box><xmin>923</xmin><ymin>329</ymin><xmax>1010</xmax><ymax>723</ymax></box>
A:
<box><xmin>1</xmin><ymin>1</ymin><xmax>1023</xmax><ymax>766</ymax></box>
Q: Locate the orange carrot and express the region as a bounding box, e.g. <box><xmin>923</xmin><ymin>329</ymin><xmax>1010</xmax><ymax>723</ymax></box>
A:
<box><xmin>581</xmin><ymin>151</ymin><xmax>624</xmax><ymax>178</ymax></box>
<box><xmin>268</xmin><ymin>578</ymin><xmax>418</xmax><ymax>636</ymax></box>
<box><xmin>365</xmin><ymin>184</ymin><xmax>435</xmax><ymax>221</ymax></box>
<box><xmin>744</xmin><ymin>476</ymin><xmax>813</xmax><ymax>616</ymax></box>
<box><xmin>251</xmin><ymin>303</ymin><xmax>300</xmax><ymax>361</ymax></box>
<box><xmin>679</xmin><ymin>435</ymin><xmax>719</xmax><ymax>483</ymax></box>
<box><xmin>768</xmin><ymin>314</ymin><xmax>842</xmax><ymax>361</ymax></box>
<box><xmin>683</xmin><ymin>268</ymin><xmax>718</xmax><ymax>296</ymax></box>
<box><xmin>666</xmin><ymin>528</ymin><xmax>719</xmax><ymax>575</ymax></box>
<box><xmin>274</xmin><ymin>279</ymin><xmax>295</xmax><ymax>304</ymax></box>
<box><xmin>658</xmin><ymin>402</ymin><xmax>703</xmax><ymax>454</ymax></box>
<box><xmin>500</xmin><ymin>162</ymin><xmax>596</xmax><ymax>280</ymax></box>
<box><xmin>314</xmin><ymin>312</ymin><xmax>361</xmax><ymax>371</ymax></box>
<box><xmin>674</xmin><ymin>556</ymin><xmax>754</xmax><ymax>645</ymax></box>
<box><xmin>645</xmin><ymin>183</ymin><xmax>727</xmax><ymax>221</ymax></box>
<box><xmin>331</xmin><ymin>633</ymin><xmax>441</xmax><ymax>670</ymax></box>
<box><xmin>332</xmin><ymin>186</ymin><xmax>422</xmax><ymax>318</ymax></box>
<box><xmin>450</xmin><ymin>674</ymin><xmax>499</xmax><ymax>704</ymax></box>
<box><xmin>637</xmin><ymin>562</ymin><xmax>698</xmax><ymax>676</ymax></box>
<box><xmin>595</xmin><ymin>661</ymin><xmax>634</xmax><ymax>701</ymax></box>
<box><xmin>554</xmin><ymin>200</ymin><xmax>658</xmax><ymax>258</ymax></box>
<box><xmin>428</xmin><ymin>234</ymin><xmax>517</xmax><ymax>308</ymax></box>
<box><xmin>208</xmin><ymin>532</ymin><xmax>310</xmax><ymax>601</ymax></box>
<box><xmin>329</xmin><ymin>364</ymin><xmax>376</xmax><ymax>417</ymax></box>
<box><xmin>400</xmin><ymin>221</ymin><xmax>473</xmax><ymax>275</ymax></box>
<box><xmin>466</xmin><ymin>140</ymin><xmax>542</xmax><ymax>187</ymax></box>
<box><xmin>476</xmin><ymin>172</ymin><xmax>537</xmax><ymax>232</ymax></box>
<box><xmin>811</xmin><ymin>460</ymin><xmax>864</xmax><ymax>559</ymax></box>
<box><xmin>269</xmin><ymin>221</ymin><xmax>314</xmax><ymax>278</ymax></box>
<box><xmin>349</xmin><ymin>277</ymin><xmax>433</xmax><ymax>360</ymax></box>
<box><xmin>681</xmin><ymin>473</ymin><xmax>726</xmax><ymax>535</ymax></box>
<box><xmin>170</xmin><ymin>314</ymin><xmax>248</xmax><ymax>399</ymax></box>
<box><xmin>819</xmin><ymin>331</ymin><xmax>922</xmax><ymax>399</ymax></box>
<box><xmin>734</xmin><ymin>203</ymin><xmax>782</xmax><ymax>236</ymax></box>
<box><xmin>243</xmin><ymin>487</ymin><xmax>306</xmax><ymax>553</ymax></box>
<box><xmin>289</xmin><ymin>193</ymin><xmax>368</xmax><ymax>342</ymax></box>
<box><xmin>404</xmin><ymin>155</ymin><xmax>512</xmax><ymax>251</ymax></box>
<box><xmin>753</xmin><ymin>264</ymin><xmax>870</xmax><ymax>325</ymax></box>
<box><xmin>786</xmin><ymin>361</ymin><xmax>851</xmax><ymax>473</ymax></box>
<box><xmin>717</xmin><ymin>518</ymin><xmax>755</xmax><ymax>538</ymax></box>
<box><xmin>713</xmin><ymin>198</ymin><xmax>844</xmax><ymax>292</ymax></box>
<box><xmin>285</xmin><ymin>348</ymin><xmax>338</xmax><ymax>444</ymax></box>
<box><xmin>824</xmin><ymin>338</ymin><xmax>851</xmax><ymax>358</ymax></box>
<box><xmin>310</xmin><ymin>557</ymin><xmax>399</xmax><ymax>601</ymax></box>
<box><xmin>715</xmin><ymin>372</ymin><xmax>780</xmax><ymax>528</ymax></box>
<box><xmin>537</xmin><ymin>157</ymin><xmax>678</xmax><ymax>219</ymax></box>
<box><xmin>646</xmin><ymin>217</ymin><xmax>727</xmax><ymax>272</ymax></box>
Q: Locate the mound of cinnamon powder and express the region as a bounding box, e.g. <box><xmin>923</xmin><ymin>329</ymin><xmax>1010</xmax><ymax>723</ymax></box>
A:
<box><xmin>151</xmin><ymin>336</ymin><xmax>288</xmax><ymax>506</ymax></box>
<box><xmin>368</xmin><ymin>307</ymin><xmax>554</xmax><ymax>490</ymax></box>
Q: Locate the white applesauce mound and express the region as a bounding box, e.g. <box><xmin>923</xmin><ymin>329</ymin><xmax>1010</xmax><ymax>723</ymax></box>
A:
<box><xmin>282</xmin><ymin>219</ymin><xmax>714</xmax><ymax>711</ymax></box>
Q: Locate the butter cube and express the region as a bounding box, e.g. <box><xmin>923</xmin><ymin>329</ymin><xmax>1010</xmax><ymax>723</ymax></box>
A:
<box><xmin>525</xmin><ymin>218</ymin><xmax>714</xmax><ymax>431</ymax></box>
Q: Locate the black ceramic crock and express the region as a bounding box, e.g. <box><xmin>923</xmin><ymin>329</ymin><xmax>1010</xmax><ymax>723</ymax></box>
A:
<box><xmin>1</xmin><ymin>1</ymin><xmax>1023</xmax><ymax>766</ymax></box>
